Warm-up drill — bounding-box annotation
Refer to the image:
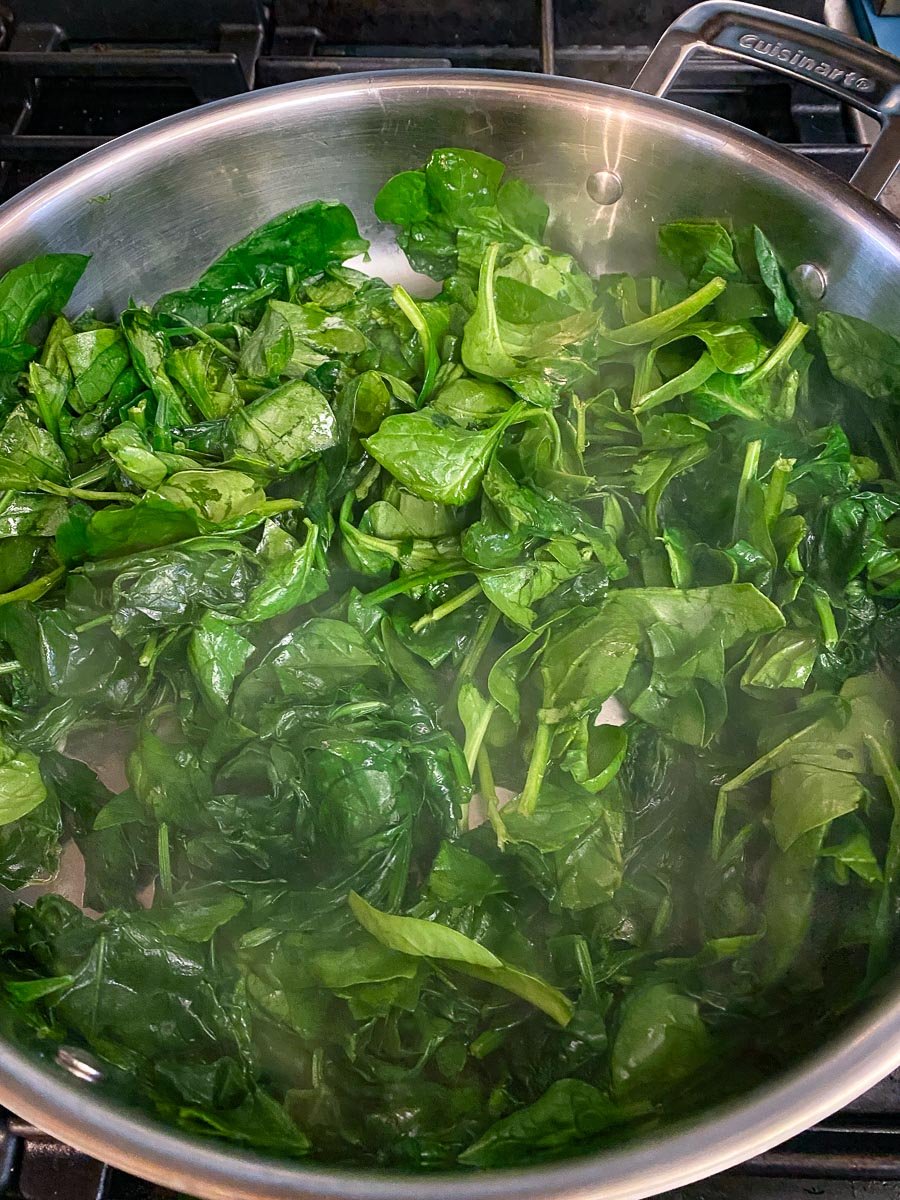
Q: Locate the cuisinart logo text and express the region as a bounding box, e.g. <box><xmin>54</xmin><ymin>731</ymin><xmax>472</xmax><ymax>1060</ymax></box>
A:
<box><xmin>737</xmin><ymin>32</ymin><xmax>875</xmax><ymax>93</ymax></box>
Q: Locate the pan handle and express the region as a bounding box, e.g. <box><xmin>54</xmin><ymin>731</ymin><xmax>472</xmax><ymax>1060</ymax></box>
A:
<box><xmin>632</xmin><ymin>1</ymin><xmax>900</xmax><ymax>206</ymax></box>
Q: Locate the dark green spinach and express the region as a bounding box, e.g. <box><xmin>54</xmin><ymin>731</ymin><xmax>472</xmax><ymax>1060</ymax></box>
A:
<box><xmin>0</xmin><ymin>150</ymin><xmax>898</xmax><ymax>1174</ymax></box>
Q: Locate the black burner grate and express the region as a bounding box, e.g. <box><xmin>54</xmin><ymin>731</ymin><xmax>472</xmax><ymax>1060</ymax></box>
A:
<box><xmin>0</xmin><ymin>1</ymin><xmax>892</xmax><ymax>1196</ymax></box>
<box><xmin>0</xmin><ymin>0</ymin><xmax>868</xmax><ymax>201</ymax></box>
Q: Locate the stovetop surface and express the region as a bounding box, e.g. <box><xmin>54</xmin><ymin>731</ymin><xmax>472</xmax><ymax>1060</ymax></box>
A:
<box><xmin>0</xmin><ymin>1</ymin><xmax>897</xmax><ymax>1196</ymax></box>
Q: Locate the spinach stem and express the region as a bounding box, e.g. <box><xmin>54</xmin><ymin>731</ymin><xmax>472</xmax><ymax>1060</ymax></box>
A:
<box><xmin>465</xmin><ymin>242</ymin><xmax>517</xmax><ymax>379</ymax></box>
<box><xmin>648</xmin><ymin>276</ymin><xmax>660</xmax><ymax>316</ymax></box>
<box><xmin>650</xmin><ymin>893</ymin><xmax>673</xmax><ymax>939</ymax></box>
<box><xmin>89</xmin><ymin>934</ymin><xmax>106</xmax><ymax>1037</ymax></box>
<box><xmin>33</xmin><ymin>395</ymin><xmax>59</xmax><ymax>443</ymax></box>
<box><xmin>634</xmin><ymin>351</ymin><xmax>716</xmax><ymax>413</ymax></box>
<box><xmin>519</xmin><ymin>720</ymin><xmax>553</xmax><ymax>815</ymax></box>
<box><xmin>0</xmin><ymin>565</ymin><xmax>66</xmax><ymax>608</ymax></box>
<box><xmin>361</xmin><ymin>565</ymin><xmax>471</xmax><ymax>607</ymax></box>
<box><xmin>711</xmin><ymin>790</ymin><xmax>728</xmax><ymax>860</ymax></box>
<box><xmin>866</xmin><ymin>407</ymin><xmax>900</xmax><ymax>482</ymax></box>
<box><xmin>392</xmin><ymin>285</ymin><xmax>438</xmax><ymax>406</ymax></box>
<box><xmin>330</xmin><ymin>699</ymin><xmax>386</xmax><ymax>721</ymax></box>
<box><xmin>477</xmin><ymin>745</ymin><xmax>507</xmax><ymax>849</ymax></box>
<box><xmin>411</xmin><ymin>582</ymin><xmax>482</xmax><ymax>634</ymax></box>
<box><xmin>477</xmin><ymin>744</ymin><xmax>498</xmax><ymax>807</ymax></box>
<box><xmin>643</xmin><ymin>486</ymin><xmax>662</xmax><ymax>541</ymax></box>
<box><xmin>163</xmin><ymin>318</ymin><xmax>241</xmax><ymax>363</ymax></box>
<box><xmin>470</xmin><ymin>1027</ymin><xmax>507</xmax><ymax>1059</ymax></box>
<box><xmin>743</xmin><ymin>316</ymin><xmax>809</xmax><ymax>387</ymax></box>
<box><xmin>456</xmin><ymin>605</ymin><xmax>500</xmax><ymax>684</ymax></box>
<box><xmin>573</xmin><ymin>398</ymin><xmax>587</xmax><ymax>455</ymax></box>
<box><xmin>258</xmin><ymin>498</ymin><xmax>303</xmax><ymax>516</ymax></box>
<box><xmin>464</xmin><ymin>698</ymin><xmax>497</xmax><ymax>776</ymax></box>
<box><xmin>574</xmin><ymin>936</ymin><xmax>598</xmax><ymax>1005</ymax></box>
<box><xmin>70</xmin><ymin>463</ymin><xmax>111</xmax><ymax>489</ymax></box>
<box><xmin>75</xmin><ymin>614</ymin><xmax>113</xmax><ymax>634</ymax></box>
<box><xmin>157</xmin><ymin>822</ymin><xmax>173</xmax><ymax>894</ymax></box>
<box><xmin>763</xmin><ymin>456</ymin><xmax>795</xmax><ymax>531</ymax></box>
<box><xmin>603</xmin><ymin>276</ymin><xmax>726</xmax><ymax>347</ymax></box>
<box><xmin>630</xmin><ymin>350</ymin><xmax>656</xmax><ymax>409</ymax></box>
<box><xmin>69</xmin><ymin>486</ymin><xmax>139</xmax><ymax>503</ymax></box>
<box><xmin>139</xmin><ymin>631</ymin><xmax>159</xmax><ymax>668</ymax></box>
<box><xmin>0</xmin><ymin>661</ymin><xmax>20</xmax><ymax>675</ymax></box>
<box><xmin>38</xmin><ymin>480</ymin><xmax>139</xmax><ymax>504</ymax></box>
<box><xmin>812</xmin><ymin>587</ymin><xmax>839</xmax><ymax>648</ymax></box>
<box><xmin>732</xmin><ymin>439</ymin><xmax>761</xmax><ymax>543</ymax></box>
<box><xmin>719</xmin><ymin>823</ymin><xmax>754</xmax><ymax>870</ymax></box>
<box><xmin>311</xmin><ymin>1046</ymin><xmax>325</xmax><ymax>1090</ymax></box>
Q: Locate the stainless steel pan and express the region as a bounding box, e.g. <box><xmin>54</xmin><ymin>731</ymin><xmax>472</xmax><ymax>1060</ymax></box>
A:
<box><xmin>0</xmin><ymin>4</ymin><xmax>898</xmax><ymax>1198</ymax></box>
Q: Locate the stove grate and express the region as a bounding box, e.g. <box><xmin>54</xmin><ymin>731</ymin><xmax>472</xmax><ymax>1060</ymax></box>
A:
<box><xmin>0</xmin><ymin>0</ymin><xmax>867</xmax><ymax>200</ymax></box>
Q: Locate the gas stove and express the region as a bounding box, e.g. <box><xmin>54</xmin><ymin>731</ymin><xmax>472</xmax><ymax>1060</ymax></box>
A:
<box><xmin>0</xmin><ymin>1</ymin><xmax>898</xmax><ymax>1197</ymax></box>
<box><xmin>0</xmin><ymin>0</ymin><xmax>875</xmax><ymax>201</ymax></box>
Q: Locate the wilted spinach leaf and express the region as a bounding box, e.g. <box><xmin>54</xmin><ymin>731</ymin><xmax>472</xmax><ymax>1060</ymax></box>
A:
<box><xmin>0</xmin><ymin>147</ymin><xmax>898</xmax><ymax>1175</ymax></box>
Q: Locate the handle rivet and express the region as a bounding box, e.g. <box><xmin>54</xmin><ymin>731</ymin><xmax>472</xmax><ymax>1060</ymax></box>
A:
<box><xmin>56</xmin><ymin>1045</ymin><xmax>104</xmax><ymax>1084</ymax></box>
<box><xmin>586</xmin><ymin>170</ymin><xmax>624</xmax><ymax>205</ymax></box>
<box><xmin>790</xmin><ymin>263</ymin><xmax>827</xmax><ymax>301</ymax></box>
